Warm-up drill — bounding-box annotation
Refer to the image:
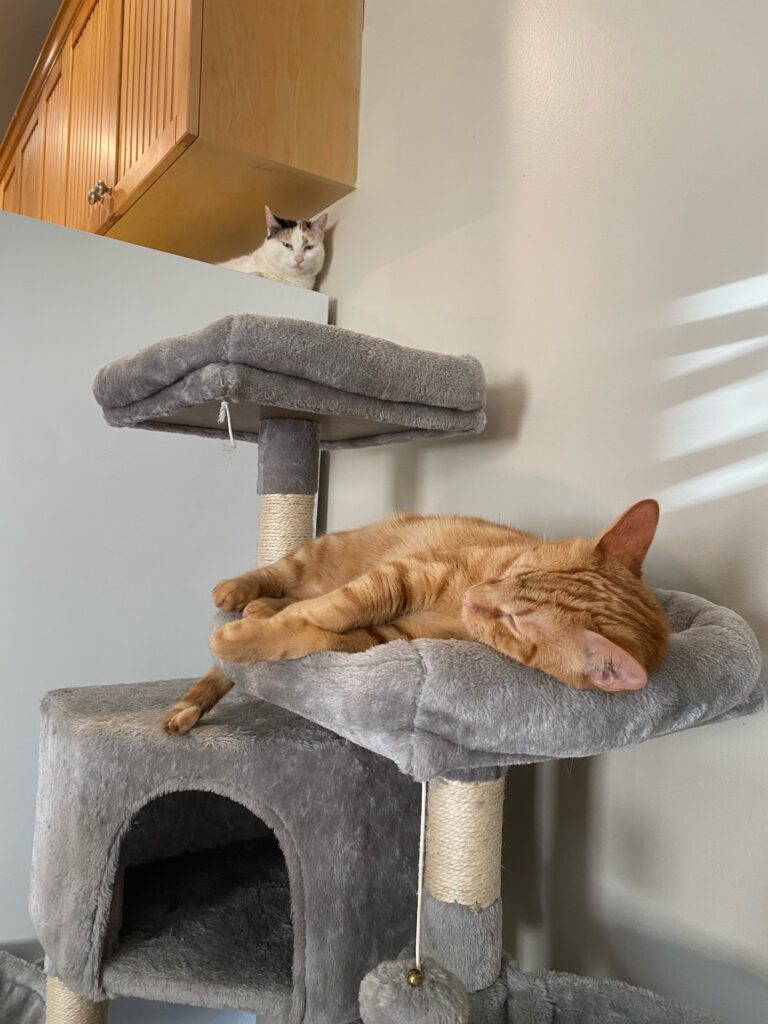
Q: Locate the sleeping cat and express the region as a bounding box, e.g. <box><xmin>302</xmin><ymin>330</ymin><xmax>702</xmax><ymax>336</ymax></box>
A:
<box><xmin>163</xmin><ymin>500</ymin><xmax>668</xmax><ymax>735</ymax></box>
<box><xmin>219</xmin><ymin>206</ymin><xmax>328</xmax><ymax>289</ymax></box>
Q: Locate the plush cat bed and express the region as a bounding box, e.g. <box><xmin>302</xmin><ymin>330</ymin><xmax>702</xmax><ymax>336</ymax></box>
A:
<box><xmin>359</xmin><ymin>956</ymin><xmax>720</xmax><ymax>1024</ymax></box>
<box><xmin>0</xmin><ymin>953</ymin><xmax>45</xmax><ymax>1024</ymax></box>
<box><xmin>216</xmin><ymin>589</ymin><xmax>764</xmax><ymax>781</ymax></box>
<box><xmin>92</xmin><ymin>314</ymin><xmax>486</xmax><ymax>447</ymax></box>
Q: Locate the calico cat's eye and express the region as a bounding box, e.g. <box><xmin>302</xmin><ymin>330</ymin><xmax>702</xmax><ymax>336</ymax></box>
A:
<box><xmin>304</xmin><ymin>244</ymin><xmax>314</xmax><ymax>251</ymax></box>
<box><xmin>282</xmin><ymin>241</ymin><xmax>291</xmax><ymax>249</ymax></box>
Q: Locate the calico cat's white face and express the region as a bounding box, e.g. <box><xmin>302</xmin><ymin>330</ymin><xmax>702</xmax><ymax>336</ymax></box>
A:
<box><xmin>262</xmin><ymin>206</ymin><xmax>327</xmax><ymax>279</ymax></box>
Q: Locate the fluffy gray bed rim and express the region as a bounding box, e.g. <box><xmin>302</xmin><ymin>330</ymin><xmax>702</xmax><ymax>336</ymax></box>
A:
<box><xmin>216</xmin><ymin>588</ymin><xmax>764</xmax><ymax>781</ymax></box>
<box><xmin>92</xmin><ymin>313</ymin><xmax>487</xmax><ymax>448</ymax></box>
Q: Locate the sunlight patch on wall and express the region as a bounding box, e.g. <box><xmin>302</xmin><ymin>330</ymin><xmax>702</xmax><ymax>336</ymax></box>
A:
<box><xmin>658</xmin><ymin>370</ymin><xmax>768</xmax><ymax>460</ymax></box>
<box><xmin>663</xmin><ymin>335</ymin><xmax>768</xmax><ymax>379</ymax></box>
<box><xmin>656</xmin><ymin>275</ymin><xmax>768</xmax><ymax>506</ymax></box>
<box><xmin>665</xmin><ymin>273</ymin><xmax>768</xmax><ymax>326</ymax></box>
<box><xmin>659</xmin><ymin>451</ymin><xmax>768</xmax><ymax>508</ymax></box>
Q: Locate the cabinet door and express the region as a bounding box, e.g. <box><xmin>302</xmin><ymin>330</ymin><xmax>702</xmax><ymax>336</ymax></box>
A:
<box><xmin>112</xmin><ymin>0</ymin><xmax>200</xmax><ymax>215</ymax></box>
<box><xmin>66</xmin><ymin>0</ymin><xmax>123</xmax><ymax>232</ymax></box>
<box><xmin>17</xmin><ymin>104</ymin><xmax>44</xmax><ymax>218</ymax></box>
<box><xmin>1</xmin><ymin>156</ymin><xmax>20</xmax><ymax>213</ymax></box>
<box><xmin>41</xmin><ymin>48</ymin><xmax>71</xmax><ymax>226</ymax></box>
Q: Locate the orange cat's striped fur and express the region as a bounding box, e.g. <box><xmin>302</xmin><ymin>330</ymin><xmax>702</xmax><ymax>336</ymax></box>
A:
<box><xmin>164</xmin><ymin>500</ymin><xmax>668</xmax><ymax>734</ymax></box>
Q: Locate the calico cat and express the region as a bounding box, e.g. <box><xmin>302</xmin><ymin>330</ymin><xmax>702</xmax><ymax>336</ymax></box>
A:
<box><xmin>220</xmin><ymin>206</ymin><xmax>328</xmax><ymax>289</ymax></box>
<box><xmin>164</xmin><ymin>500</ymin><xmax>668</xmax><ymax>734</ymax></box>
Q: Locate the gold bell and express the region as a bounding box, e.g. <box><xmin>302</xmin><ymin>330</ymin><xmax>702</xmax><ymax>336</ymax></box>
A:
<box><xmin>406</xmin><ymin>967</ymin><xmax>423</xmax><ymax>987</ymax></box>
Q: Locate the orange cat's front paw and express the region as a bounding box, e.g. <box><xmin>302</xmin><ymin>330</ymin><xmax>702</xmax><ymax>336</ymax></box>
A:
<box><xmin>243</xmin><ymin>597</ymin><xmax>292</xmax><ymax>618</ymax></box>
<box><xmin>211</xmin><ymin>619</ymin><xmax>271</xmax><ymax>663</ymax></box>
<box><xmin>212</xmin><ymin>576</ymin><xmax>260</xmax><ymax>612</ymax></box>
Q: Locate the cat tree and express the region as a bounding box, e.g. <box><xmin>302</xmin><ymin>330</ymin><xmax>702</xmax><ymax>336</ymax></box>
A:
<box><xmin>30</xmin><ymin>314</ymin><xmax>763</xmax><ymax>1024</ymax></box>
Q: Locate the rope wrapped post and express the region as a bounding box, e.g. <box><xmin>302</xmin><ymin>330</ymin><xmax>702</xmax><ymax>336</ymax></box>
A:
<box><xmin>256</xmin><ymin>418</ymin><xmax>320</xmax><ymax>564</ymax></box>
<box><xmin>46</xmin><ymin>977</ymin><xmax>108</xmax><ymax>1023</ymax></box>
<box><xmin>422</xmin><ymin>768</ymin><xmax>506</xmax><ymax>992</ymax></box>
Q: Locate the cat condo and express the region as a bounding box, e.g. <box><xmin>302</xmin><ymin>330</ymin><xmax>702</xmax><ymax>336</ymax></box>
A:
<box><xmin>30</xmin><ymin>313</ymin><xmax>763</xmax><ymax>1024</ymax></box>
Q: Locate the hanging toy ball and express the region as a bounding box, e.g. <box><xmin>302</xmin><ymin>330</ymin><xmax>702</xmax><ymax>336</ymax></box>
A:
<box><xmin>359</xmin><ymin>956</ymin><xmax>470</xmax><ymax>1024</ymax></box>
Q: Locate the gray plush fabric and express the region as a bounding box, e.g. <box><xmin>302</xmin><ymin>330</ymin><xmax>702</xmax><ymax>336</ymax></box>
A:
<box><xmin>505</xmin><ymin>963</ymin><xmax>720</xmax><ymax>1023</ymax></box>
<box><xmin>359</xmin><ymin>957</ymin><xmax>470</xmax><ymax>1024</ymax></box>
<box><xmin>0</xmin><ymin>953</ymin><xmax>45</xmax><ymax>1024</ymax></box>
<box><xmin>422</xmin><ymin>896</ymin><xmax>502</xmax><ymax>992</ymax></box>
<box><xmin>257</xmin><ymin>418</ymin><xmax>320</xmax><ymax>494</ymax></box>
<box><xmin>92</xmin><ymin>314</ymin><xmax>486</xmax><ymax>448</ymax></box>
<box><xmin>358</xmin><ymin>958</ymin><xmax>718</xmax><ymax>1024</ymax></box>
<box><xmin>467</xmin><ymin>972</ymin><xmax>507</xmax><ymax>1024</ymax></box>
<box><xmin>30</xmin><ymin>680</ymin><xmax>419</xmax><ymax>1022</ymax></box>
<box><xmin>219</xmin><ymin>589</ymin><xmax>764</xmax><ymax>782</ymax></box>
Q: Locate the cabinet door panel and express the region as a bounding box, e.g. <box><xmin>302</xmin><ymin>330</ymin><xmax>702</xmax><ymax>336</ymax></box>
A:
<box><xmin>113</xmin><ymin>0</ymin><xmax>200</xmax><ymax>215</ymax></box>
<box><xmin>66</xmin><ymin>0</ymin><xmax>123</xmax><ymax>232</ymax></box>
<box><xmin>18</xmin><ymin>105</ymin><xmax>44</xmax><ymax>218</ymax></box>
<box><xmin>41</xmin><ymin>49</ymin><xmax>71</xmax><ymax>225</ymax></box>
<box><xmin>1</xmin><ymin>157</ymin><xmax>20</xmax><ymax>213</ymax></box>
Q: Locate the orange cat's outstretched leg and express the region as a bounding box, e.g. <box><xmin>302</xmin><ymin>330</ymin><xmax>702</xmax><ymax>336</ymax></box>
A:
<box><xmin>163</xmin><ymin>666</ymin><xmax>234</xmax><ymax>734</ymax></box>
<box><xmin>162</xmin><ymin>598</ymin><xmax>299</xmax><ymax>733</ymax></box>
<box><xmin>211</xmin><ymin>619</ymin><xmax>385</xmax><ymax>663</ymax></box>
<box><xmin>211</xmin><ymin>559</ymin><xmax>453</xmax><ymax>664</ymax></box>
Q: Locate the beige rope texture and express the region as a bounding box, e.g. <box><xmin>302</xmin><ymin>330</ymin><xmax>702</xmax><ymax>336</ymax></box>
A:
<box><xmin>257</xmin><ymin>493</ymin><xmax>316</xmax><ymax>566</ymax></box>
<box><xmin>46</xmin><ymin>978</ymin><xmax>108</xmax><ymax>1024</ymax></box>
<box><xmin>424</xmin><ymin>776</ymin><xmax>505</xmax><ymax>910</ymax></box>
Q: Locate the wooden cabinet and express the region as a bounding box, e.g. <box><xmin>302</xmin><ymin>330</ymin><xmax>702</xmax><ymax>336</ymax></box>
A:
<box><xmin>1</xmin><ymin>157</ymin><xmax>19</xmax><ymax>213</ymax></box>
<box><xmin>41</xmin><ymin>49</ymin><xmax>71</xmax><ymax>225</ymax></box>
<box><xmin>0</xmin><ymin>0</ymin><xmax>362</xmax><ymax>262</ymax></box>
<box><xmin>113</xmin><ymin>0</ymin><xmax>199</xmax><ymax>210</ymax></box>
<box><xmin>17</xmin><ymin>104</ymin><xmax>45</xmax><ymax>218</ymax></box>
<box><xmin>1</xmin><ymin>103</ymin><xmax>44</xmax><ymax>215</ymax></box>
<box><xmin>66</xmin><ymin>0</ymin><xmax>122</xmax><ymax>231</ymax></box>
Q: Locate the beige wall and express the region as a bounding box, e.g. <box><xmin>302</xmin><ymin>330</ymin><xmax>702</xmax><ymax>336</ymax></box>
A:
<box><xmin>322</xmin><ymin>2</ymin><xmax>768</xmax><ymax>1020</ymax></box>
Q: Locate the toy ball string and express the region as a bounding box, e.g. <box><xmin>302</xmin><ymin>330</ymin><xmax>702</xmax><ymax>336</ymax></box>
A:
<box><xmin>407</xmin><ymin>781</ymin><xmax>428</xmax><ymax>987</ymax></box>
<box><xmin>218</xmin><ymin>400</ymin><xmax>237</xmax><ymax>454</ymax></box>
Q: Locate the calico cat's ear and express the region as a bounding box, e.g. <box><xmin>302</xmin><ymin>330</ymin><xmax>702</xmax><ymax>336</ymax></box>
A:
<box><xmin>310</xmin><ymin>212</ymin><xmax>328</xmax><ymax>233</ymax></box>
<box><xmin>596</xmin><ymin>499</ymin><xmax>659</xmax><ymax>576</ymax></box>
<box><xmin>265</xmin><ymin>206</ymin><xmax>281</xmax><ymax>234</ymax></box>
<box><xmin>575</xmin><ymin>628</ymin><xmax>648</xmax><ymax>691</ymax></box>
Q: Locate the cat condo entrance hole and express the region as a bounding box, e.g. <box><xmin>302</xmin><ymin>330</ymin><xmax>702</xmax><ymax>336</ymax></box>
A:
<box><xmin>101</xmin><ymin>791</ymin><xmax>296</xmax><ymax>1017</ymax></box>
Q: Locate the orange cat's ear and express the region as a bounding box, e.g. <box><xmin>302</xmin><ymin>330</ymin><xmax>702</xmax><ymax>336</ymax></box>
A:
<box><xmin>521</xmin><ymin>614</ymin><xmax>648</xmax><ymax>692</ymax></box>
<box><xmin>576</xmin><ymin>628</ymin><xmax>648</xmax><ymax>691</ymax></box>
<box><xmin>596</xmin><ymin>499</ymin><xmax>659</xmax><ymax>575</ymax></box>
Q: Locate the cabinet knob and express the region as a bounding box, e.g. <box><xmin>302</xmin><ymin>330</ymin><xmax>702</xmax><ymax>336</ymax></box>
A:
<box><xmin>87</xmin><ymin>180</ymin><xmax>113</xmax><ymax>205</ymax></box>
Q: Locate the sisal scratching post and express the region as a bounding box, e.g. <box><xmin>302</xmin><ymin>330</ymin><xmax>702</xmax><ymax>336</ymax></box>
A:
<box><xmin>46</xmin><ymin>977</ymin><xmax>108</xmax><ymax>1024</ymax></box>
<box><xmin>422</xmin><ymin>769</ymin><xmax>506</xmax><ymax>992</ymax></box>
<box><xmin>256</xmin><ymin>418</ymin><xmax>320</xmax><ymax>565</ymax></box>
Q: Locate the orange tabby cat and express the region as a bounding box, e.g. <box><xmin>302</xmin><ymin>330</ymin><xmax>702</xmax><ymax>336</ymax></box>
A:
<box><xmin>164</xmin><ymin>500</ymin><xmax>668</xmax><ymax>734</ymax></box>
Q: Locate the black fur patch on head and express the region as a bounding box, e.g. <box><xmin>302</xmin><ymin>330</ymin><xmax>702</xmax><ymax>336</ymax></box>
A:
<box><xmin>268</xmin><ymin>214</ymin><xmax>297</xmax><ymax>239</ymax></box>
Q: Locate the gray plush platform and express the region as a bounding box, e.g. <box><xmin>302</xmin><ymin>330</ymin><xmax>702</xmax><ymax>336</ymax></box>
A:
<box><xmin>358</xmin><ymin>955</ymin><xmax>720</xmax><ymax>1024</ymax></box>
<box><xmin>92</xmin><ymin>314</ymin><xmax>486</xmax><ymax>448</ymax></box>
<box><xmin>0</xmin><ymin>953</ymin><xmax>45</xmax><ymax>1024</ymax></box>
<box><xmin>30</xmin><ymin>682</ymin><xmax>419</xmax><ymax>1022</ymax></box>
<box><xmin>504</xmin><ymin>962</ymin><xmax>719</xmax><ymax>1024</ymax></box>
<box><xmin>218</xmin><ymin>589</ymin><xmax>764</xmax><ymax>781</ymax></box>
